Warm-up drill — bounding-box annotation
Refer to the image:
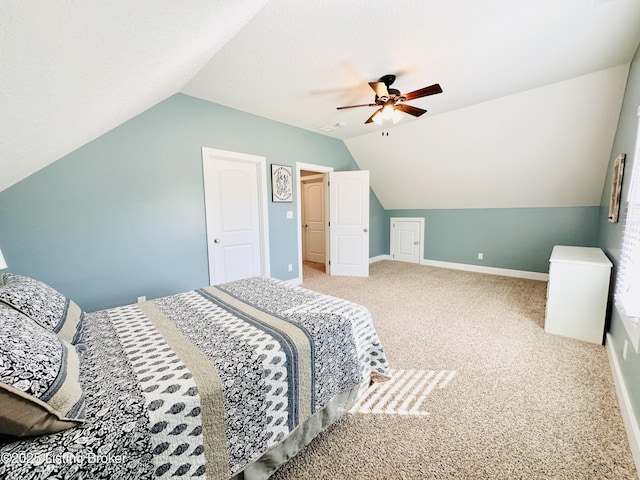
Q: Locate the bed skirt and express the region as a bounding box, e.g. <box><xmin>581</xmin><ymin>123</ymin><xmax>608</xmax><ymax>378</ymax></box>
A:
<box><xmin>233</xmin><ymin>381</ymin><xmax>367</xmax><ymax>479</ymax></box>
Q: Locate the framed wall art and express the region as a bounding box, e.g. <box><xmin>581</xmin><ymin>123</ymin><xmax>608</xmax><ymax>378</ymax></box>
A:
<box><xmin>608</xmin><ymin>153</ymin><xmax>625</xmax><ymax>223</ymax></box>
<box><xmin>271</xmin><ymin>164</ymin><xmax>293</xmax><ymax>202</ymax></box>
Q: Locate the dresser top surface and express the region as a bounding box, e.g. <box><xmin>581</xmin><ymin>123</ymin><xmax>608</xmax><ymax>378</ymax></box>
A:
<box><xmin>550</xmin><ymin>246</ymin><xmax>612</xmax><ymax>267</ymax></box>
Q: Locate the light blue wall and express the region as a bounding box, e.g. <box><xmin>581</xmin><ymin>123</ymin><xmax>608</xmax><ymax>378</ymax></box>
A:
<box><xmin>0</xmin><ymin>89</ymin><xmax>615</xmax><ymax>312</ymax></box>
<box><xmin>0</xmin><ymin>94</ymin><xmax>385</xmax><ymax>311</ymax></box>
<box><xmin>386</xmin><ymin>206</ymin><xmax>600</xmax><ymax>272</ymax></box>
<box><xmin>369</xmin><ymin>190</ymin><xmax>389</xmax><ymax>257</ymax></box>
<box><xmin>598</xmin><ymin>44</ymin><xmax>640</xmax><ymax>433</ymax></box>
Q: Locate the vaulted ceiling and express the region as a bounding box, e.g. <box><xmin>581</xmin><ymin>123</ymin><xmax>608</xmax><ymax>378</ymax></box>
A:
<box><xmin>2</xmin><ymin>1</ymin><xmax>640</xmax><ymax>208</ymax></box>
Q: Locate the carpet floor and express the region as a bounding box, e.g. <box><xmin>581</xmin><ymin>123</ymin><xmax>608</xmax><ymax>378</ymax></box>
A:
<box><xmin>270</xmin><ymin>260</ymin><xmax>637</xmax><ymax>479</ymax></box>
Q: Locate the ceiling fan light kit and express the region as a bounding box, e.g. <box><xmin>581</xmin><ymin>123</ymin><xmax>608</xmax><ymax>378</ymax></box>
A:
<box><xmin>372</xmin><ymin>104</ymin><xmax>403</xmax><ymax>125</ymax></box>
<box><xmin>337</xmin><ymin>74</ymin><xmax>443</xmax><ymax>125</ymax></box>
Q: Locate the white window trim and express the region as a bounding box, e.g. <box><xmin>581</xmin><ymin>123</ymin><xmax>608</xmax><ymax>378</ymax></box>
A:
<box><xmin>614</xmin><ymin>105</ymin><xmax>640</xmax><ymax>351</ymax></box>
<box><xmin>616</xmin><ymin>301</ymin><xmax>640</xmax><ymax>351</ymax></box>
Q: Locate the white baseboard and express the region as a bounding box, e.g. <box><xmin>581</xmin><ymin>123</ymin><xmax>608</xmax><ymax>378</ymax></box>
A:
<box><xmin>606</xmin><ymin>333</ymin><xmax>640</xmax><ymax>472</ymax></box>
<box><xmin>304</xmin><ymin>256</ymin><xmax>546</xmax><ymax>281</ymax></box>
<box><xmin>420</xmin><ymin>259</ymin><xmax>549</xmax><ymax>281</ymax></box>
<box><xmin>369</xmin><ymin>256</ymin><xmax>548</xmax><ymax>281</ymax></box>
<box><xmin>370</xmin><ymin>254</ymin><xmax>391</xmax><ymax>264</ymax></box>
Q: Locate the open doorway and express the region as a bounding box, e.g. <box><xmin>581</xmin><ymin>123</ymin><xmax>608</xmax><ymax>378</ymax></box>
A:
<box><xmin>296</xmin><ymin>162</ymin><xmax>333</xmax><ymax>282</ymax></box>
<box><xmin>296</xmin><ymin>163</ymin><xmax>371</xmax><ymax>283</ymax></box>
<box><xmin>301</xmin><ymin>171</ymin><xmax>327</xmax><ymax>276</ymax></box>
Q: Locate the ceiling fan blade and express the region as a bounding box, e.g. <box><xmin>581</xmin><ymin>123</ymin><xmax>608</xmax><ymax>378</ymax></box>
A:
<box><xmin>365</xmin><ymin>108</ymin><xmax>383</xmax><ymax>124</ymax></box>
<box><xmin>396</xmin><ymin>103</ymin><xmax>427</xmax><ymax>117</ymax></box>
<box><xmin>369</xmin><ymin>81</ymin><xmax>389</xmax><ymax>99</ymax></box>
<box><xmin>336</xmin><ymin>103</ymin><xmax>377</xmax><ymax>110</ymax></box>
<box><xmin>403</xmin><ymin>83</ymin><xmax>443</xmax><ymax>101</ymax></box>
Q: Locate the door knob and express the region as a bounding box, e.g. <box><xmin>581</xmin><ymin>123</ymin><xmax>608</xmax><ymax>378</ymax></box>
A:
<box><xmin>414</xmin><ymin>241</ymin><xmax>419</xmax><ymax>245</ymax></box>
<box><xmin>214</xmin><ymin>238</ymin><xmax>221</xmax><ymax>243</ymax></box>
<box><xmin>363</xmin><ymin>228</ymin><xmax>369</xmax><ymax>232</ymax></box>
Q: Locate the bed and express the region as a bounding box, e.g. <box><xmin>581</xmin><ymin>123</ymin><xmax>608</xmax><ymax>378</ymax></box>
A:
<box><xmin>0</xmin><ymin>273</ymin><xmax>389</xmax><ymax>479</ymax></box>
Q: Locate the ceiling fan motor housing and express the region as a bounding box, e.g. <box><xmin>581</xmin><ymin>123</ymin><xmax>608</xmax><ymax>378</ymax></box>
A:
<box><xmin>380</xmin><ymin>74</ymin><xmax>396</xmax><ymax>86</ymax></box>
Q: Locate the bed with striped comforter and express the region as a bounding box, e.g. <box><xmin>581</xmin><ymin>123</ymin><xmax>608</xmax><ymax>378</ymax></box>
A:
<box><xmin>0</xmin><ymin>277</ymin><xmax>389</xmax><ymax>479</ymax></box>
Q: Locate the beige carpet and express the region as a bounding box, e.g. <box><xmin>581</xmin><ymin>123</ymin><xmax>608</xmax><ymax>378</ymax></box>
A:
<box><xmin>271</xmin><ymin>260</ymin><xmax>637</xmax><ymax>479</ymax></box>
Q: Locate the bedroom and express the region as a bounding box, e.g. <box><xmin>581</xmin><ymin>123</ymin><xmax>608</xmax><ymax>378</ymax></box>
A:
<box><xmin>1</xmin><ymin>0</ymin><xmax>640</xmax><ymax>478</ymax></box>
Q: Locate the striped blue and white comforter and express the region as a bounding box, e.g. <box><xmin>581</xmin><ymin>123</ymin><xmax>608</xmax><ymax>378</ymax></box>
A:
<box><xmin>0</xmin><ymin>277</ymin><xmax>389</xmax><ymax>479</ymax></box>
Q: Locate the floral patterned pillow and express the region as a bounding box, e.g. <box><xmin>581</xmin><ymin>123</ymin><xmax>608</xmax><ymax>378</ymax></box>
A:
<box><xmin>0</xmin><ymin>273</ymin><xmax>84</xmax><ymax>344</ymax></box>
<box><xmin>0</xmin><ymin>304</ymin><xmax>85</xmax><ymax>436</ymax></box>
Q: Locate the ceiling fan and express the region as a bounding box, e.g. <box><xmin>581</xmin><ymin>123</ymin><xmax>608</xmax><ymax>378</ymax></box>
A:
<box><xmin>336</xmin><ymin>74</ymin><xmax>442</xmax><ymax>124</ymax></box>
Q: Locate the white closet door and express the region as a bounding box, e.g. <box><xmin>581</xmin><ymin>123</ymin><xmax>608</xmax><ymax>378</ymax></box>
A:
<box><xmin>202</xmin><ymin>148</ymin><xmax>270</xmax><ymax>284</ymax></box>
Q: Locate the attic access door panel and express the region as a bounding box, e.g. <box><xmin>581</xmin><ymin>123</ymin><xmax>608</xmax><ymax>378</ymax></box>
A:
<box><xmin>329</xmin><ymin>170</ymin><xmax>369</xmax><ymax>277</ymax></box>
<box><xmin>390</xmin><ymin>217</ymin><xmax>424</xmax><ymax>264</ymax></box>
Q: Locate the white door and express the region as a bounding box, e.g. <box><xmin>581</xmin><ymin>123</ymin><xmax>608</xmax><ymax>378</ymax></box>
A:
<box><xmin>202</xmin><ymin>148</ymin><xmax>270</xmax><ymax>284</ymax></box>
<box><xmin>329</xmin><ymin>171</ymin><xmax>370</xmax><ymax>277</ymax></box>
<box><xmin>302</xmin><ymin>175</ymin><xmax>326</xmax><ymax>264</ymax></box>
<box><xmin>391</xmin><ymin>218</ymin><xmax>424</xmax><ymax>264</ymax></box>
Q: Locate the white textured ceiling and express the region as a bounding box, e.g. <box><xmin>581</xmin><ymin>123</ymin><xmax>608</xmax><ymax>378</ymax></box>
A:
<box><xmin>2</xmin><ymin>0</ymin><xmax>640</xmax><ymax>209</ymax></box>
<box><xmin>183</xmin><ymin>0</ymin><xmax>640</xmax><ymax>140</ymax></box>
<box><xmin>347</xmin><ymin>65</ymin><xmax>629</xmax><ymax>209</ymax></box>
<box><xmin>0</xmin><ymin>0</ymin><xmax>269</xmax><ymax>191</ymax></box>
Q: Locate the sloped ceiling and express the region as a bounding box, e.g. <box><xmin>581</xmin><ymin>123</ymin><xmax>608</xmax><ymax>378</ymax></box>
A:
<box><xmin>0</xmin><ymin>0</ymin><xmax>269</xmax><ymax>191</ymax></box>
<box><xmin>2</xmin><ymin>1</ymin><xmax>640</xmax><ymax>209</ymax></box>
<box><xmin>346</xmin><ymin>65</ymin><xmax>629</xmax><ymax>209</ymax></box>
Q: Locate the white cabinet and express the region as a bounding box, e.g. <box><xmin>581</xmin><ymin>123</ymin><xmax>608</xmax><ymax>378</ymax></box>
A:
<box><xmin>545</xmin><ymin>246</ymin><xmax>612</xmax><ymax>344</ymax></box>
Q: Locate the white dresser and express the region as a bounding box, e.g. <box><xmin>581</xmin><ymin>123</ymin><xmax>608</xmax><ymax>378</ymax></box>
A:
<box><xmin>545</xmin><ymin>246</ymin><xmax>612</xmax><ymax>344</ymax></box>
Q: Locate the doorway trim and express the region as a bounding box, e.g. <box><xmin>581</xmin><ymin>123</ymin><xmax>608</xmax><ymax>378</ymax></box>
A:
<box><xmin>202</xmin><ymin>147</ymin><xmax>271</xmax><ymax>284</ymax></box>
<box><xmin>301</xmin><ymin>173</ymin><xmax>327</xmax><ymax>264</ymax></box>
<box><xmin>296</xmin><ymin>162</ymin><xmax>333</xmax><ymax>283</ymax></box>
